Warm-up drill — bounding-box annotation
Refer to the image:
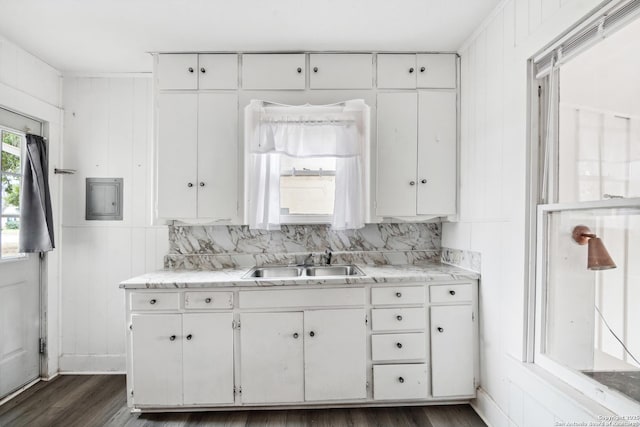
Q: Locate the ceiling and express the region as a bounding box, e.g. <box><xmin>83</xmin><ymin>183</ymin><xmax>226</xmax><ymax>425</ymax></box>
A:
<box><xmin>0</xmin><ymin>0</ymin><xmax>500</xmax><ymax>74</ymax></box>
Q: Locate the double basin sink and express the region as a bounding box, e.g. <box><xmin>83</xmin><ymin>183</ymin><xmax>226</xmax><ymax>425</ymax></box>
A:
<box><xmin>244</xmin><ymin>264</ymin><xmax>364</xmax><ymax>279</ymax></box>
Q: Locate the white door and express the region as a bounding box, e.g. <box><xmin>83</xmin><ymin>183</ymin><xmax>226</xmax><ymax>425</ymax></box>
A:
<box><xmin>156</xmin><ymin>54</ymin><xmax>198</xmax><ymax>90</ymax></box>
<box><xmin>183</xmin><ymin>313</ymin><xmax>234</xmax><ymax>405</ymax></box>
<box><xmin>309</xmin><ymin>54</ymin><xmax>373</xmax><ymax>89</ymax></box>
<box><xmin>430</xmin><ymin>305</ymin><xmax>475</xmax><ymax>397</ymax></box>
<box><xmin>0</xmin><ymin>124</ymin><xmax>41</xmax><ymax>400</ymax></box>
<box><xmin>131</xmin><ymin>314</ymin><xmax>183</xmax><ymax>405</ymax></box>
<box><xmin>156</xmin><ymin>93</ymin><xmax>198</xmax><ymax>219</ymax></box>
<box><xmin>417</xmin><ymin>91</ymin><xmax>457</xmax><ymax>216</ymax></box>
<box><xmin>242</xmin><ymin>54</ymin><xmax>306</xmax><ymax>90</ymax></box>
<box><xmin>240</xmin><ymin>312</ymin><xmax>304</xmax><ymax>403</ymax></box>
<box><xmin>304</xmin><ymin>309</ymin><xmax>367</xmax><ymax>401</ymax></box>
<box><xmin>376</xmin><ymin>92</ymin><xmax>418</xmax><ymax>217</ymax></box>
<box><xmin>197</xmin><ymin>93</ymin><xmax>238</xmax><ymax>220</ymax></box>
<box><xmin>198</xmin><ymin>54</ymin><xmax>238</xmax><ymax>90</ymax></box>
<box><xmin>416</xmin><ymin>54</ymin><xmax>457</xmax><ymax>89</ymax></box>
<box><xmin>377</xmin><ymin>54</ymin><xmax>417</xmax><ymax>89</ymax></box>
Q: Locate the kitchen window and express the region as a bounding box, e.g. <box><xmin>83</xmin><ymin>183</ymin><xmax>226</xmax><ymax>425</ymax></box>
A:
<box><xmin>530</xmin><ymin>0</ymin><xmax>640</xmax><ymax>414</ymax></box>
<box><xmin>1</xmin><ymin>127</ymin><xmax>24</xmax><ymax>259</ymax></box>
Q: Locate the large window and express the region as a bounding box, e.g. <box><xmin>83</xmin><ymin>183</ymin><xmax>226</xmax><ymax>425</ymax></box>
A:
<box><xmin>0</xmin><ymin>127</ymin><xmax>24</xmax><ymax>259</ymax></box>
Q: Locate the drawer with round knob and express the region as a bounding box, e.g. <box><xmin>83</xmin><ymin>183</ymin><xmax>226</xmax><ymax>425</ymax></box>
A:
<box><xmin>372</xmin><ymin>332</ymin><xmax>426</xmax><ymax>361</ymax></box>
<box><xmin>130</xmin><ymin>292</ymin><xmax>180</xmax><ymax>311</ymax></box>
<box><xmin>371</xmin><ymin>286</ymin><xmax>425</xmax><ymax>306</ymax></box>
<box><xmin>429</xmin><ymin>284</ymin><xmax>472</xmax><ymax>303</ymax></box>
<box><xmin>371</xmin><ymin>307</ymin><xmax>425</xmax><ymax>331</ymax></box>
<box><xmin>184</xmin><ymin>291</ymin><xmax>233</xmax><ymax>309</ymax></box>
<box><xmin>373</xmin><ymin>363</ymin><xmax>428</xmax><ymax>400</ymax></box>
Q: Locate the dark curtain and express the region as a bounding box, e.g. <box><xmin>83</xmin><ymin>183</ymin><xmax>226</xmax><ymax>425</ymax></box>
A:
<box><xmin>19</xmin><ymin>134</ymin><xmax>54</xmax><ymax>252</ymax></box>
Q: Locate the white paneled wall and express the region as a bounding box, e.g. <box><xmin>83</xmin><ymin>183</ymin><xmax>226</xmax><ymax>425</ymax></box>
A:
<box><xmin>0</xmin><ymin>35</ymin><xmax>63</xmax><ymax>377</ymax></box>
<box><xmin>60</xmin><ymin>77</ymin><xmax>167</xmax><ymax>372</ymax></box>
<box><xmin>448</xmin><ymin>0</ymin><xmax>619</xmax><ymax>425</ymax></box>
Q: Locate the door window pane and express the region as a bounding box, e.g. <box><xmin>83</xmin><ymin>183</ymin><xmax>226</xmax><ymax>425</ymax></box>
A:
<box><xmin>1</xmin><ymin>174</ymin><xmax>20</xmax><ymax>215</ymax></box>
<box><xmin>0</xmin><ymin>129</ymin><xmax>24</xmax><ymax>259</ymax></box>
<box><xmin>1</xmin><ymin>217</ymin><xmax>20</xmax><ymax>258</ymax></box>
<box><xmin>1</xmin><ymin>131</ymin><xmax>21</xmax><ymax>174</ymax></box>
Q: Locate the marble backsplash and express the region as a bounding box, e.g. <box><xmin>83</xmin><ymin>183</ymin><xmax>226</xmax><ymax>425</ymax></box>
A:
<box><xmin>441</xmin><ymin>247</ymin><xmax>481</xmax><ymax>273</ymax></box>
<box><xmin>166</xmin><ymin>223</ymin><xmax>441</xmax><ymax>270</ymax></box>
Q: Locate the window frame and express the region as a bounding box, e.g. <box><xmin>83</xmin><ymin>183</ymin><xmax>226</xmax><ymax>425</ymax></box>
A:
<box><xmin>0</xmin><ymin>125</ymin><xmax>27</xmax><ymax>261</ymax></box>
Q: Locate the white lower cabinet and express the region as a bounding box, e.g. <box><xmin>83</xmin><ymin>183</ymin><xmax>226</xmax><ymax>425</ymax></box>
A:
<box><xmin>373</xmin><ymin>364</ymin><xmax>428</xmax><ymax>400</ymax></box>
<box><xmin>240</xmin><ymin>308</ymin><xmax>367</xmax><ymax>404</ymax></box>
<box><xmin>430</xmin><ymin>305</ymin><xmax>475</xmax><ymax>397</ymax></box>
<box><xmin>131</xmin><ymin>312</ymin><xmax>234</xmax><ymax>406</ymax></box>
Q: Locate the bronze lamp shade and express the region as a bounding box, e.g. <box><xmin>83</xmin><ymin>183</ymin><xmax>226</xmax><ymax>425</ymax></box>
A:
<box><xmin>572</xmin><ymin>225</ymin><xmax>616</xmax><ymax>270</ymax></box>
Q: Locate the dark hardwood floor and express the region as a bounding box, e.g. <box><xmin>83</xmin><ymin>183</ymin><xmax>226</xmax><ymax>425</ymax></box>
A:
<box><xmin>0</xmin><ymin>375</ymin><xmax>486</xmax><ymax>427</ymax></box>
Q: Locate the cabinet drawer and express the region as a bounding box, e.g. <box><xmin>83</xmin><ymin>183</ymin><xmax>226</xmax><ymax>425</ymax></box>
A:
<box><xmin>242</xmin><ymin>54</ymin><xmax>306</xmax><ymax>89</ymax></box>
<box><xmin>198</xmin><ymin>54</ymin><xmax>238</xmax><ymax>89</ymax></box>
<box><xmin>377</xmin><ymin>54</ymin><xmax>417</xmax><ymax>89</ymax></box>
<box><xmin>372</xmin><ymin>333</ymin><xmax>426</xmax><ymax>361</ymax></box>
<box><xmin>239</xmin><ymin>287</ymin><xmax>365</xmax><ymax>309</ymax></box>
<box><xmin>309</xmin><ymin>54</ymin><xmax>373</xmax><ymax>89</ymax></box>
<box><xmin>131</xmin><ymin>292</ymin><xmax>180</xmax><ymax>311</ymax></box>
<box><xmin>184</xmin><ymin>291</ymin><xmax>233</xmax><ymax>309</ymax></box>
<box><xmin>372</xmin><ymin>307</ymin><xmax>425</xmax><ymax>331</ymax></box>
<box><xmin>157</xmin><ymin>54</ymin><xmax>198</xmax><ymax>90</ymax></box>
<box><xmin>430</xmin><ymin>284</ymin><xmax>472</xmax><ymax>303</ymax></box>
<box><xmin>416</xmin><ymin>53</ymin><xmax>456</xmax><ymax>88</ymax></box>
<box><xmin>371</xmin><ymin>286</ymin><xmax>425</xmax><ymax>305</ymax></box>
<box><xmin>373</xmin><ymin>364</ymin><xmax>428</xmax><ymax>400</ymax></box>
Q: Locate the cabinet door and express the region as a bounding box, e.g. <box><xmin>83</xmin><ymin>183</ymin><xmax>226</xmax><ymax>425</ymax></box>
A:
<box><xmin>183</xmin><ymin>313</ymin><xmax>234</xmax><ymax>405</ymax></box>
<box><xmin>417</xmin><ymin>54</ymin><xmax>456</xmax><ymax>89</ymax></box>
<box><xmin>198</xmin><ymin>54</ymin><xmax>238</xmax><ymax>90</ymax></box>
<box><xmin>157</xmin><ymin>54</ymin><xmax>198</xmax><ymax>90</ymax></box>
<box><xmin>430</xmin><ymin>305</ymin><xmax>475</xmax><ymax>397</ymax></box>
<box><xmin>240</xmin><ymin>312</ymin><xmax>304</xmax><ymax>403</ymax></box>
<box><xmin>309</xmin><ymin>54</ymin><xmax>373</xmax><ymax>89</ymax></box>
<box><xmin>377</xmin><ymin>54</ymin><xmax>417</xmax><ymax>89</ymax></box>
<box><xmin>197</xmin><ymin>93</ymin><xmax>238</xmax><ymax>220</ymax></box>
<box><xmin>131</xmin><ymin>314</ymin><xmax>182</xmax><ymax>405</ymax></box>
<box><xmin>417</xmin><ymin>91</ymin><xmax>457</xmax><ymax>216</ymax></box>
<box><xmin>304</xmin><ymin>309</ymin><xmax>366</xmax><ymax>401</ymax></box>
<box><xmin>156</xmin><ymin>93</ymin><xmax>198</xmax><ymax>218</ymax></box>
<box><xmin>376</xmin><ymin>92</ymin><xmax>418</xmax><ymax>217</ymax></box>
<box><xmin>242</xmin><ymin>54</ymin><xmax>306</xmax><ymax>89</ymax></box>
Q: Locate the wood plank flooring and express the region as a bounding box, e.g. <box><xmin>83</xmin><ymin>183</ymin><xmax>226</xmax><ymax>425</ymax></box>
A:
<box><xmin>0</xmin><ymin>375</ymin><xmax>486</xmax><ymax>427</ymax></box>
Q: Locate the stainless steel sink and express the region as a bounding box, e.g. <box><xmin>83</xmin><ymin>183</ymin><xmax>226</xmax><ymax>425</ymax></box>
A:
<box><xmin>243</xmin><ymin>264</ymin><xmax>364</xmax><ymax>279</ymax></box>
<box><xmin>305</xmin><ymin>265</ymin><xmax>364</xmax><ymax>277</ymax></box>
<box><xmin>243</xmin><ymin>266</ymin><xmax>303</xmax><ymax>278</ymax></box>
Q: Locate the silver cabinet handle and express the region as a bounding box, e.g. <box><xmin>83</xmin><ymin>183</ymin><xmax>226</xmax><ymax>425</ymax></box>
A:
<box><xmin>169</xmin><ymin>335</ymin><xmax>176</xmax><ymax>341</ymax></box>
<box><xmin>396</xmin><ymin>315</ymin><xmax>403</xmax><ymax>321</ymax></box>
<box><xmin>396</xmin><ymin>292</ymin><xmax>402</xmax><ymax>298</ymax></box>
<box><xmin>199</xmin><ymin>182</ymin><xmax>205</xmax><ymax>187</ymax></box>
<box><xmin>437</xmin><ymin>327</ymin><xmax>444</xmax><ymax>333</ymax></box>
<box><xmin>186</xmin><ymin>334</ymin><xmax>193</xmax><ymax>340</ymax></box>
<box><xmin>188</xmin><ymin>67</ymin><xmax>194</xmax><ymax>73</ymax></box>
<box><xmin>187</xmin><ymin>182</ymin><xmax>194</xmax><ymax>188</ymax></box>
<box><xmin>409</xmin><ymin>181</ymin><xmax>416</xmax><ymax>186</ymax></box>
<box><xmin>398</xmin><ymin>377</ymin><xmax>405</xmax><ymax>383</ymax></box>
<box><xmin>421</xmin><ymin>179</ymin><xmax>427</xmax><ymax>184</ymax></box>
<box><xmin>396</xmin><ymin>342</ymin><xmax>403</xmax><ymax>349</ymax></box>
<box><xmin>293</xmin><ymin>332</ymin><xmax>299</xmax><ymax>339</ymax></box>
<box><xmin>149</xmin><ymin>299</ymin><xmax>157</xmax><ymax>305</ymax></box>
<box><xmin>205</xmin><ymin>297</ymin><xmax>212</xmax><ymax>304</ymax></box>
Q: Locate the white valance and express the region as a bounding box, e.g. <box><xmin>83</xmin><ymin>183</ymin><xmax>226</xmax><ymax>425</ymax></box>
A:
<box><xmin>245</xmin><ymin>99</ymin><xmax>370</xmax><ymax>230</ymax></box>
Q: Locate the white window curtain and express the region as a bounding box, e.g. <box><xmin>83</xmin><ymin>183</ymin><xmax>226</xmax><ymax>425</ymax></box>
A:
<box><xmin>245</xmin><ymin>99</ymin><xmax>370</xmax><ymax>230</ymax></box>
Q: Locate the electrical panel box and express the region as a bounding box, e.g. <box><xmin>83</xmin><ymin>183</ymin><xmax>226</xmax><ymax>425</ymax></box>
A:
<box><xmin>86</xmin><ymin>178</ymin><xmax>123</xmax><ymax>220</ymax></box>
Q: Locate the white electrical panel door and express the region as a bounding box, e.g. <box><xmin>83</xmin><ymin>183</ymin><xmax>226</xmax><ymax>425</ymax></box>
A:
<box><xmin>157</xmin><ymin>54</ymin><xmax>198</xmax><ymax>90</ymax></box>
<box><xmin>242</xmin><ymin>54</ymin><xmax>306</xmax><ymax>89</ymax></box>
<box><xmin>430</xmin><ymin>305</ymin><xmax>475</xmax><ymax>397</ymax></box>
<box><xmin>156</xmin><ymin>93</ymin><xmax>198</xmax><ymax>219</ymax></box>
<box><xmin>417</xmin><ymin>91</ymin><xmax>457</xmax><ymax>216</ymax></box>
<box><xmin>309</xmin><ymin>54</ymin><xmax>373</xmax><ymax>89</ymax></box>
<box><xmin>198</xmin><ymin>54</ymin><xmax>238</xmax><ymax>90</ymax></box>
<box><xmin>182</xmin><ymin>313</ymin><xmax>234</xmax><ymax>405</ymax></box>
<box><xmin>240</xmin><ymin>312</ymin><xmax>304</xmax><ymax>404</ymax></box>
<box><xmin>304</xmin><ymin>309</ymin><xmax>367</xmax><ymax>401</ymax></box>
<box><xmin>196</xmin><ymin>93</ymin><xmax>238</xmax><ymax>220</ymax></box>
<box><xmin>377</xmin><ymin>54</ymin><xmax>417</xmax><ymax>89</ymax></box>
<box><xmin>416</xmin><ymin>54</ymin><xmax>456</xmax><ymax>89</ymax></box>
<box><xmin>131</xmin><ymin>314</ymin><xmax>183</xmax><ymax>406</ymax></box>
<box><xmin>376</xmin><ymin>92</ymin><xmax>418</xmax><ymax>217</ymax></box>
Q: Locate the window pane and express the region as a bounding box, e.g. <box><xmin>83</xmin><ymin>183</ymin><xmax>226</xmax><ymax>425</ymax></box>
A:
<box><xmin>1</xmin><ymin>174</ymin><xmax>20</xmax><ymax>215</ymax></box>
<box><xmin>1</xmin><ymin>216</ymin><xmax>20</xmax><ymax>258</ymax></box>
<box><xmin>280</xmin><ymin>156</ymin><xmax>336</xmax><ymax>216</ymax></box>
<box><xmin>544</xmin><ymin>206</ymin><xmax>640</xmax><ymax>404</ymax></box>
<box><xmin>1</xmin><ymin>131</ymin><xmax>21</xmax><ymax>174</ymax></box>
<box><xmin>558</xmin><ymin>17</ymin><xmax>640</xmax><ymax>202</ymax></box>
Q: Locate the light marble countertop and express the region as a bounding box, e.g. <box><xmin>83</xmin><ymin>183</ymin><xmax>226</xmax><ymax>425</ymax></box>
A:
<box><xmin>119</xmin><ymin>262</ymin><xmax>479</xmax><ymax>289</ymax></box>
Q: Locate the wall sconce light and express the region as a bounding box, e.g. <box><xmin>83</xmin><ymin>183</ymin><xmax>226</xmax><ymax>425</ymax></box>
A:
<box><xmin>572</xmin><ymin>225</ymin><xmax>617</xmax><ymax>270</ymax></box>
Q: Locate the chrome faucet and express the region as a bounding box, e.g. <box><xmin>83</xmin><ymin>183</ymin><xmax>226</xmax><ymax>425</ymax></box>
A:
<box><xmin>323</xmin><ymin>249</ymin><xmax>332</xmax><ymax>266</ymax></box>
<box><xmin>302</xmin><ymin>253</ymin><xmax>314</xmax><ymax>267</ymax></box>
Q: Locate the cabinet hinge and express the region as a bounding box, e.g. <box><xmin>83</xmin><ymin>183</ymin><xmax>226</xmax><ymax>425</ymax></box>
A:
<box><xmin>232</xmin><ymin>320</ymin><xmax>241</xmax><ymax>329</ymax></box>
<box><xmin>39</xmin><ymin>338</ymin><xmax>46</xmax><ymax>354</ymax></box>
<box><xmin>537</xmin><ymin>85</ymin><xmax>542</xmax><ymax>97</ymax></box>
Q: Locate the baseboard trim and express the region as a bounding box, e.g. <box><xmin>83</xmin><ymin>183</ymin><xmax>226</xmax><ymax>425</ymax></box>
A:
<box><xmin>58</xmin><ymin>354</ymin><xmax>125</xmax><ymax>373</ymax></box>
<box><xmin>470</xmin><ymin>387</ymin><xmax>510</xmax><ymax>427</ymax></box>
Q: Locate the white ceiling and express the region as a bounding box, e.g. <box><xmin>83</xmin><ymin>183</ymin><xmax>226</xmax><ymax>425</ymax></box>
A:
<box><xmin>0</xmin><ymin>0</ymin><xmax>500</xmax><ymax>74</ymax></box>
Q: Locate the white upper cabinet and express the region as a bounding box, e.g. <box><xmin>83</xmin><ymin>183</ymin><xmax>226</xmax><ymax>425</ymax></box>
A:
<box><xmin>416</xmin><ymin>54</ymin><xmax>456</xmax><ymax>88</ymax></box>
<box><xmin>157</xmin><ymin>54</ymin><xmax>238</xmax><ymax>90</ymax></box>
<box><xmin>198</xmin><ymin>54</ymin><xmax>238</xmax><ymax>89</ymax></box>
<box><xmin>377</xmin><ymin>54</ymin><xmax>417</xmax><ymax>89</ymax></box>
<box><xmin>157</xmin><ymin>54</ymin><xmax>198</xmax><ymax>90</ymax></box>
<box><xmin>309</xmin><ymin>54</ymin><xmax>373</xmax><ymax>89</ymax></box>
<box><xmin>242</xmin><ymin>54</ymin><xmax>306</xmax><ymax>89</ymax></box>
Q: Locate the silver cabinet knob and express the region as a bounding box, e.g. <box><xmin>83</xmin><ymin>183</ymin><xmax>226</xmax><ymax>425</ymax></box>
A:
<box><xmin>293</xmin><ymin>332</ymin><xmax>299</xmax><ymax>339</ymax></box>
<box><xmin>199</xmin><ymin>182</ymin><xmax>205</xmax><ymax>187</ymax></box>
<box><xmin>309</xmin><ymin>331</ymin><xmax>315</xmax><ymax>337</ymax></box>
<box><xmin>149</xmin><ymin>299</ymin><xmax>157</xmax><ymax>305</ymax></box>
<box><xmin>186</xmin><ymin>334</ymin><xmax>193</xmax><ymax>340</ymax></box>
<box><xmin>396</xmin><ymin>292</ymin><xmax>402</xmax><ymax>298</ymax></box>
<box><xmin>420</xmin><ymin>67</ymin><xmax>426</xmax><ymax>72</ymax></box>
<box><xmin>169</xmin><ymin>335</ymin><xmax>176</xmax><ymax>341</ymax></box>
<box><xmin>409</xmin><ymin>68</ymin><xmax>414</xmax><ymax>73</ymax></box>
<box><xmin>313</xmin><ymin>67</ymin><xmax>318</xmax><ymax>72</ymax></box>
<box><xmin>396</xmin><ymin>315</ymin><xmax>403</xmax><ymax>321</ymax></box>
<box><xmin>187</xmin><ymin>182</ymin><xmax>194</xmax><ymax>188</ymax></box>
<box><xmin>396</xmin><ymin>342</ymin><xmax>403</xmax><ymax>349</ymax></box>
<box><xmin>398</xmin><ymin>377</ymin><xmax>405</xmax><ymax>383</ymax></box>
<box><xmin>421</xmin><ymin>179</ymin><xmax>427</xmax><ymax>184</ymax></box>
<box><xmin>188</xmin><ymin>67</ymin><xmax>194</xmax><ymax>73</ymax></box>
<box><xmin>200</xmin><ymin>67</ymin><xmax>206</xmax><ymax>73</ymax></box>
<box><xmin>437</xmin><ymin>327</ymin><xmax>444</xmax><ymax>333</ymax></box>
<box><xmin>449</xmin><ymin>290</ymin><xmax>456</xmax><ymax>295</ymax></box>
<box><xmin>205</xmin><ymin>297</ymin><xmax>212</xmax><ymax>303</ymax></box>
<box><xmin>409</xmin><ymin>181</ymin><xmax>415</xmax><ymax>186</ymax></box>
